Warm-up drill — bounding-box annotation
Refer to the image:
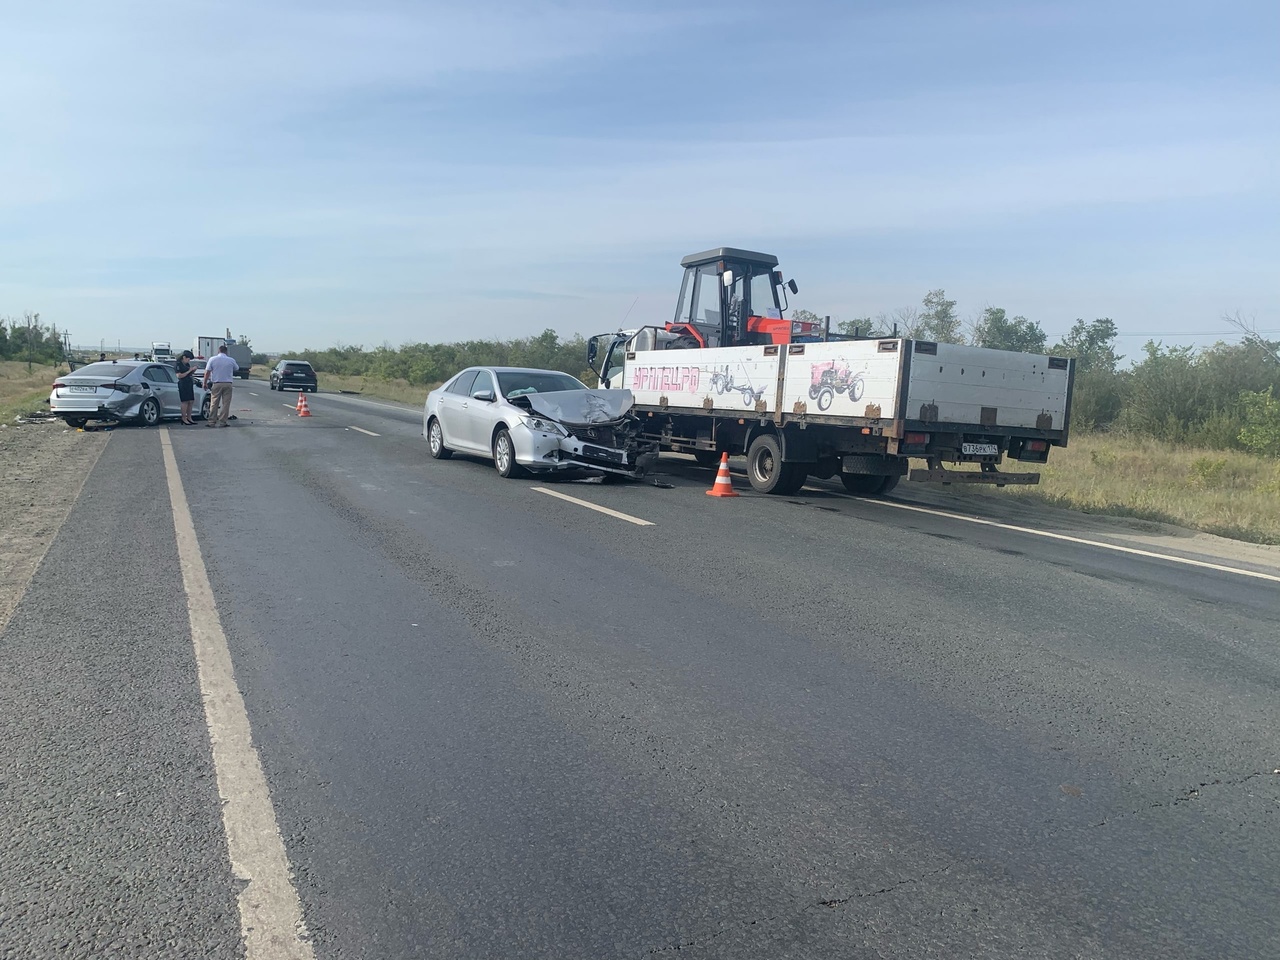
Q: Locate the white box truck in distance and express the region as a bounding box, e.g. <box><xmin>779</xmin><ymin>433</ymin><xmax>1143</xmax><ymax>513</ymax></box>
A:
<box><xmin>195</xmin><ymin>334</ymin><xmax>252</xmax><ymax>378</ymax></box>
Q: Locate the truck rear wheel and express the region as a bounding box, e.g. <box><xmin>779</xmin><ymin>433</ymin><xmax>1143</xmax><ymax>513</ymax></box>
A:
<box><xmin>841</xmin><ymin>473</ymin><xmax>893</xmax><ymax>496</ymax></box>
<box><xmin>746</xmin><ymin>434</ymin><xmax>803</xmax><ymax>495</ymax></box>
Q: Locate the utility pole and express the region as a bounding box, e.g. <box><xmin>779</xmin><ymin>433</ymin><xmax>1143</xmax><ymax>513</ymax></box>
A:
<box><xmin>24</xmin><ymin>311</ymin><xmax>39</xmax><ymax>374</ymax></box>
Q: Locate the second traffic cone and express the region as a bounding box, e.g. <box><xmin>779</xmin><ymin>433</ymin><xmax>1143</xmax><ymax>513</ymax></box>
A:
<box><xmin>297</xmin><ymin>392</ymin><xmax>312</xmax><ymax>417</ymax></box>
<box><xmin>706</xmin><ymin>452</ymin><xmax>739</xmax><ymax>497</ymax></box>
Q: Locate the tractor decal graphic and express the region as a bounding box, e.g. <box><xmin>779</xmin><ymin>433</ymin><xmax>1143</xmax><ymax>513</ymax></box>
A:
<box><xmin>709</xmin><ymin>365</ymin><xmax>767</xmax><ymax>407</ymax></box>
<box><xmin>808</xmin><ymin>359</ymin><xmax>865</xmax><ymax>412</ymax></box>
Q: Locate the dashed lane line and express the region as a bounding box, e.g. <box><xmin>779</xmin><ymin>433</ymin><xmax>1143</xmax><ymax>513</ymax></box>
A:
<box><xmin>846</xmin><ymin>495</ymin><xmax>1280</xmax><ymax>585</ymax></box>
<box><xmin>348</xmin><ymin>426</ymin><xmax>380</xmax><ymax>437</ymax></box>
<box><xmin>160</xmin><ymin>431</ymin><xmax>316</xmax><ymax>960</ymax></box>
<box><xmin>532</xmin><ymin>486</ymin><xmax>654</xmax><ymax>526</ymax></box>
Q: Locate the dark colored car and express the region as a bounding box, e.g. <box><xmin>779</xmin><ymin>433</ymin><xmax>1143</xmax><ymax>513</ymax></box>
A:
<box><xmin>270</xmin><ymin>360</ymin><xmax>317</xmax><ymax>393</ymax></box>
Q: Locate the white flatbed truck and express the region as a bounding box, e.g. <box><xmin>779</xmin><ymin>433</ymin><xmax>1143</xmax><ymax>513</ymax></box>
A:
<box><xmin>588</xmin><ymin>248</ymin><xmax>1075</xmax><ymax>495</ymax></box>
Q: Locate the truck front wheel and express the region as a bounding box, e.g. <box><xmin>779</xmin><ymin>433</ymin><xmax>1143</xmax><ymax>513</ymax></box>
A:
<box><xmin>746</xmin><ymin>434</ymin><xmax>803</xmax><ymax>495</ymax></box>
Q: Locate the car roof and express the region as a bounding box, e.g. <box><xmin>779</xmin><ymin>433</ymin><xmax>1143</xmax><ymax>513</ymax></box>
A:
<box><xmin>467</xmin><ymin>366</ymin><xmax>575</xmax><ymax>375</ymax></box>
<box><xmin>277</xmin><ymin>359</ymin><xmax>313</xmax><ymax>365</ymax></box>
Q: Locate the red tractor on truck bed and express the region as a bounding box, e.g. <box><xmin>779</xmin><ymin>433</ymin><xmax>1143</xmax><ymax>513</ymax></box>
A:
<box><xmin>664</xmin><ymin>247</ymin><xmax>821</xmax><ymax>348</ymax></box>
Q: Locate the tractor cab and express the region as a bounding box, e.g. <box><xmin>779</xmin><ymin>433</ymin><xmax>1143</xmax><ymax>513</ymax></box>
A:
<box><xmin>587</xmin><ymin>247</ymin><xmax>820</xmax><ymax>387</ymax></box>
<box><xmin>667</xmin><ymin>247</ymin><xmax>814</xmax><ymax>349</ymax></box>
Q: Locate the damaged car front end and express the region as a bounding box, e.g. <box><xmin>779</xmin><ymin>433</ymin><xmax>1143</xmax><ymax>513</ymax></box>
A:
<box><xmin>510</xmin><ymin>389</ymin><xmax>658</xmax><ymax>479</ymax></box>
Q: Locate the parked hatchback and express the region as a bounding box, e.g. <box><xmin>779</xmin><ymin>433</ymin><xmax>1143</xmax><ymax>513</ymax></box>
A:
<box><xmin>270</xmin><ymin>360</ymin><xmax>317</xmax><ymax>393</ymax></box>
<box><xmin>49</xmin><ymin>360</ymin><xmax>210</xmax><ymax>427</ymax></box>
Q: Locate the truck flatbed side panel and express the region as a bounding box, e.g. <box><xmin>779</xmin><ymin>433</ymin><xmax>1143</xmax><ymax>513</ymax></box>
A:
<box><xmin>779</xmin><ymin>340</ymin><xmax>902</xmax><ymax>420</ymax></box>
<box><xmin>905</xmin><ymin>343</ymin><xmax>1071</xmax><ymax>430</ymax></box>
<box><xmin>625</xmin><ymin>346</ymin><xmax>782</xmax><ymax>414</ymax></box>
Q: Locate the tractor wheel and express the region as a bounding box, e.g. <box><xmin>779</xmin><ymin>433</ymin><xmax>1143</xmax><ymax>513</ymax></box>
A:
<box><xmin>817</xmin><ymin>387</ymin><xmax>834</xmax><ymax>412</ymax></box>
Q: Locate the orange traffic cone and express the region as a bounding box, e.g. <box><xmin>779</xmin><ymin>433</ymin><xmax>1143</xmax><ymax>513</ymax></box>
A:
<box><xmin>297</xmin><ymin>393</ymin><xmax>312</xmax><ymax>417</ymax></box>
<box><xmin>706</xmin><ymin>452</ymin><xmax>739</xmax><ymax>497</ymax></box>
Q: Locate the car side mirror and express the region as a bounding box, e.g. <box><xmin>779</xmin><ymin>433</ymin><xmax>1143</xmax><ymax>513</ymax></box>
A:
<box><xmin>472</xmin><ymin>389</ymin><xmax>496</xmax><ymax>402</ymax></box>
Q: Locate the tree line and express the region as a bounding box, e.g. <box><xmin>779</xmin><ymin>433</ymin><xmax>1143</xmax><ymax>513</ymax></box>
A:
<box><xmin>0</xmin><ymin>313</ymin><xmax>66</xmax><ymax>365</ymax></box>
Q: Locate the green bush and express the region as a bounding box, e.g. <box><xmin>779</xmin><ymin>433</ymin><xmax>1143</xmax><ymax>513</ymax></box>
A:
<box><xmin>1238</xmin><ymin>389</ymin><xmax>1280</xmax><ymax>457</ymax></box>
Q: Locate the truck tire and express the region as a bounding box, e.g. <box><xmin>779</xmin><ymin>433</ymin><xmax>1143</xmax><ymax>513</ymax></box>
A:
<box><xmin>777</xmin><ymin>468</ymin><xmax>809</xmax><ymax>496</ymax></box>
<box><xmin>878</xmin><ymin>474</ymin><xmax>900</xmax><ymax>495</ymax></box>
<box><xmin>746</xmin><ymin>434</ymin><xmax>802</xmax><ymax>495</ymax></box>
<box><xmin>841</xmin><ymin>473</ymin><xmax>889</xmax><ymax>496</ymax></box>
<box><xmin>692</xmin><ymin>449</ymin><xmax>720</xmax><ymax>468</ymax></box>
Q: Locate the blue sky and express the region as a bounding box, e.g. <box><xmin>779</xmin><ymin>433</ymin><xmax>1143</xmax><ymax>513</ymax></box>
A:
<box><xmin>2</xmin><ymin>0</ymin><xmax>1276</xmax><ymax>354</ymax></box>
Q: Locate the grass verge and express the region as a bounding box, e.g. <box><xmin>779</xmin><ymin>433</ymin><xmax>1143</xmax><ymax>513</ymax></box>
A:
<box><xmin>0</xmin><ymin>360</ymin><xmax>63</xmax><ymax>425</ymax></box>
<box><xmin>943</xmin><ymin>433</ymin><xmax>1280</xmax><ymax>545</ymax></box>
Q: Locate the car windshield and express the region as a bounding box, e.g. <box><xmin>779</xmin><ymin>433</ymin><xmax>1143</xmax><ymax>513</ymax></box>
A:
<box><xmin>497</xmin><ymin>371</ymin><xmax>585</xmax><ymax>398</ymax></box>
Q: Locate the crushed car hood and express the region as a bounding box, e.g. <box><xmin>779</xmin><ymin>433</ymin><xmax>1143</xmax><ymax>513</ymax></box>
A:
<box><xmin>524</xmin><ymin>389</ymin><xmax>635</xmax><ymax>426</ymax></box>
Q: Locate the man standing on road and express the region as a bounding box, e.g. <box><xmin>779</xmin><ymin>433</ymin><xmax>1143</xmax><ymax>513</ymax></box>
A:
<box><xmin>204</xmin><ymin>344</ymin><xmax>239</xmax><ymax>427</ymax></box>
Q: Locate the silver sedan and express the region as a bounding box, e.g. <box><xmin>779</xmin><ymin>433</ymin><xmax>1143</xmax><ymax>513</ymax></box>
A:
<box><xmin>49</xmin><ymin>360</ymin><xmax>210</xmax><ymax>428</ymax></box>
<box><xmin>422</xmin><ymin>366</ymin><xmax>657</xmax><ymax>479</ymax></box>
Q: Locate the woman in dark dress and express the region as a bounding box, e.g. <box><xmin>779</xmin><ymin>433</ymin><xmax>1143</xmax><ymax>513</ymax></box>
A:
<box><xmin>175</xmin><ymin>350</ymin><xmax>197</xmax><ymax>424</ymax></box>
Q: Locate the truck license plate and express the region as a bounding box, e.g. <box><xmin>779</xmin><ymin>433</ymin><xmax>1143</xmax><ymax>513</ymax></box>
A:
<box><xmin>962</xmin><ymin>442</ymin><xmax>998</xmax><ymax>456</ymax></box>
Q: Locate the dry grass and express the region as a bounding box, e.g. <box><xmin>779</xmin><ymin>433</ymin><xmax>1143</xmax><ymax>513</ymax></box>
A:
<box><xmin>943</xmin><ymin>433</ymin><xmax>1280</xmax><ymax>545</ymax></box>
<box><xmin>0</xmin><ymin>360</ymin><xmax>65</xmax><ymax>424</ymax></box>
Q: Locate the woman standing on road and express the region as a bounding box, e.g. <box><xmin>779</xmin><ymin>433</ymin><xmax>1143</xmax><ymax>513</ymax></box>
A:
<box><xmin>175</xmin><ymin>350</ymin><xmax>197</xmax><ymax>424</ymax></box>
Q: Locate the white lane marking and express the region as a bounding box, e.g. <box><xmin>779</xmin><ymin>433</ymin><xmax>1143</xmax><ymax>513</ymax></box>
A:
<box><xmin>532</xmin><ymin>486</ymin><xmax>655</xmax><ymax>526</ymax></box>
<box><xmin>160</xmin><ymin>432</ymin><xmax>315</xmax><ymax>960</ymax></box>
<box><xmin>248</xmin><ymin>392</ymin><xmax>260</xmax><ymax>397</ymax></box>
<box><xmin>348</xmin><ymin>426</ymin><xmax>380</xmax><ymax>437</ymax></box>
<box><xmin>283</xmin><ymin>404</ymin><xmax>296</xmax><ymax>410</ymax></box>
<box><xmin>851</xmin><ymin>496</ymin><xmax>1280</xmax><ymax>585</ymax></box>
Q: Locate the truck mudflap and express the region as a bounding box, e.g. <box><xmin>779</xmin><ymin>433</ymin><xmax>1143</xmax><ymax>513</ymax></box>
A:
<box><xmin>909</xmin><ymin>464</ymin><xmax>1040</xmax><ymax>486</ymax></box>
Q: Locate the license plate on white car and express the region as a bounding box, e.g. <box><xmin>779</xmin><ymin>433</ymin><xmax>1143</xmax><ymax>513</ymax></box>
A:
<box><xmin>68</xmin><ymin>386</ymin><xmax>96</xmax><ymax>394</ymax></box>
<box><xmin>962</xmin><ymin>442</ymin><xmax>999</xmax><ymax>456</ymax></box>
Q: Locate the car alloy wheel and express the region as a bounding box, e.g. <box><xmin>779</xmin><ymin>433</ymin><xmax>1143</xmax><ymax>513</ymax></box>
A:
<box><xmin>428</xmin><ymin>419</ymin><xmax>452</xmax><ymax>460</ymax></box>
<box><xmin>139</xmin><ymin>398</ymin><xmax>161</xmax><ymax>426</ymax></box>
<box><xmin>493</xmin><ymin>428</ymin><xmax>522</xmax><ymax>478</ymax></box>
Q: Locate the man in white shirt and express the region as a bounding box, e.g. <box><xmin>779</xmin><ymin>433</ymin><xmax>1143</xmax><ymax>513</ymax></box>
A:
<box><xmin>204</xmin><ymin>344</ymin><xmax>240</xmax><ymax>427</ymax></box>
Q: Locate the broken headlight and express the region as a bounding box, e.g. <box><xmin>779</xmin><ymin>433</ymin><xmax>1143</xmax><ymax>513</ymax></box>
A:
<box><xmin>520</xmin><ymin>414</ymin><xmax>568</xmax><ymax>437</ymax></box>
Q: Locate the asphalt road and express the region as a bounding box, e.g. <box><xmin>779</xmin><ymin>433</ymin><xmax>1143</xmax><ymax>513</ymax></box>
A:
<box><xmin>3</xmin><ymin>384</ymin><xmax>1278</xmax><ymax>959</ymax></box>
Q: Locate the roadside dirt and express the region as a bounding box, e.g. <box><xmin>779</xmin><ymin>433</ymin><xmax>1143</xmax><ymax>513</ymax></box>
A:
<box><xmin>0</xmin><ymin>422</ymin><xmax>110</xmax><ymax>632</ymax></box>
